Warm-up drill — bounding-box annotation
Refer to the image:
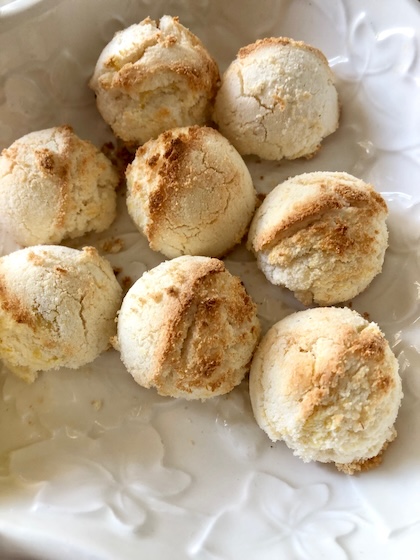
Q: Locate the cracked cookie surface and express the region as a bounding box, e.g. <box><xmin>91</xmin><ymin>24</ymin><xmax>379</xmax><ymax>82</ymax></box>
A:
<box><xmin>116</xmin><ymin>255</ymin><xmax>261</xmax><ymax>400</ymax></box>
<box><xmin>0</xmin><ymin>245</ymin><xmax>122</xmax><ymax>382</ymax></box>
<box><xmin>213</xmin><ymin>37</ymin><xmax>339</xmax><ymax>161</ymax></box>
<box><xmin>89</xmin><ymin>15</ymin><xmax>220</xmax><ymax>145</ymax></box>
<box><xmin>126</xmin><ymin>125</ymin><xmax>257</xmax><ymax>258</ymax></box>
<box><xmin>247</xmin><ymin>171</ymin><xmax>388</xmax><ymax>305</ymax></box>
<box><xmin>0</xmin><ymin>125</ymin><xmax>118</xmax><ymax>247</ymax></box>
<box><xmin>249</xmin><ymin>307</ymin><xmax>402</xmax><ymax>473</ymax></box>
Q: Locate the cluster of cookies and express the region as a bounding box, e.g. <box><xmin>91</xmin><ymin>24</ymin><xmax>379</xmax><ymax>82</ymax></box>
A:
<box><xmin>0</xmin><ymin>15</ymin><xmax>402</xmax><ymax>474</ymax></box>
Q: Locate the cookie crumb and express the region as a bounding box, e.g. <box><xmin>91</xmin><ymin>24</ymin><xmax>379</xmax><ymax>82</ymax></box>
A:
<box><xmin>91</xmin><ymin>399</ymin><xmax>103</xmax><ymax>411</ymax></box>
<box><xmin>101</xmin><ymin>237</ymin><xmax>125</xmax><ymax>254</ymax></box>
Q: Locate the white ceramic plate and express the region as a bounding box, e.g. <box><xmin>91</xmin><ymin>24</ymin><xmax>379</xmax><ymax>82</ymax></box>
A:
<box><xmin>1</xmin><ymin>0</ymin><xmax>420</xmax><ymax>558</ymax></box>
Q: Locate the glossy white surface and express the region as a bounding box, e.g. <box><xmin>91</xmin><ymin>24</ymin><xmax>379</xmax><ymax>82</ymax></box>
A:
<box><xmin>0</xmin><ymin>0</ymin><xmax>420</xmax><ymax>558</ymax></box>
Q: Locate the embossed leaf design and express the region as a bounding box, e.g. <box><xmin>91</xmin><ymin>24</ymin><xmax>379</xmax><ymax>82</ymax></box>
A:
<box><xmin>202</xmin><ymin>473</ymin><xmax>355</xmax><ymax>560</ymax></box>
<box><xmin>332</xmin><ymin>11</ymin><xmax>420</xmax><ymax>152</ymax></box>
<box><xmin>9</xmin><ymin>423</ymin><xmax>191</xmax><ymax>529</ymax></box>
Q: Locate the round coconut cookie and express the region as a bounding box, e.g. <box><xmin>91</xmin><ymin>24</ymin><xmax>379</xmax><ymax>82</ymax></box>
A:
<box><xmin>213</xmin><ymin>37</ymin><xmax>339</xmax><ymax>160</ymax></box>
<box><xmin>89</xmin><ymin>15</ymin><xmax>220</xmax><ymax>145</ymax></box>
<box><xmin>0</xmin><ymin>245</ymin><xmax>122</xmax><ymax>383</ymax></box>
<box><xmin>0</xmin><ymin>125</ymin><xmax>118</xmax><ymax>247</ymax></box>
<box><xmin>249</xmin><ymin>307</ymin><xmax>403</xmax><ymax>474</ymax></box>
<box><xmin>116</xmin><ymin>255</ymin><xmax>261</xmax><ymax>400</ymax></box>
<box><xmin>126</xmin><ymin>126</ymin><xmax>257</xmax><ymax>258</ymax></box>
<box><xmin>247</xmin><ymin>171</ymin><xmax>388</xmax><ymax>306</ymax></box>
